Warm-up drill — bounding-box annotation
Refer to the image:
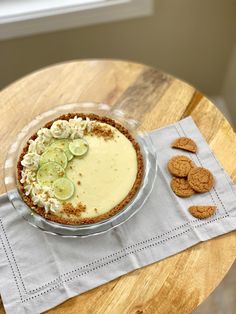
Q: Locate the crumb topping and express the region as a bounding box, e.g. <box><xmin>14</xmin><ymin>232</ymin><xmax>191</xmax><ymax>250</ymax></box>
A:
<box><xmin>88</xmin><ymin>123</ymin><xmax>114</xmax><ymax>139</ymax></box>
<box><xmin>63</xmin><ymin>202</ymin><xmax>86</xmax><ymax>216</ymax></box>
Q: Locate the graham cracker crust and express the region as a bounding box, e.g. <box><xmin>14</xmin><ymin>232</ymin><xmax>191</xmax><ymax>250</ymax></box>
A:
<box><xmin>17</xmin><ymin>113</ymin><xmax>144</xmax><ymax>225</ymax></box>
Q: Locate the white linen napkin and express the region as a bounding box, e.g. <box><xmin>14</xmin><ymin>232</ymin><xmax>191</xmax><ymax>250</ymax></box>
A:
<box><xmin>0</xmin><ymin>117</ymin><xmax>236</xmax><ymax>314</ymax></box>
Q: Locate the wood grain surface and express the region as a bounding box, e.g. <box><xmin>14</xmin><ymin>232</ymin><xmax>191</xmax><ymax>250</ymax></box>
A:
<box><xmin>0</xmin><ymin>60</ymin><xmax>235</xmax><ymax>314</ymax></box>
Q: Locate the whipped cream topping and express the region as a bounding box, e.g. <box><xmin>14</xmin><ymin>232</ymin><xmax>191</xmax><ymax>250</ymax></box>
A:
<box><xmin>37</xmin><ymin>128</ymin><xmax>52</xmax><ymax>144</ymax></box>
<box><xmin>28</xmin><ymin>138</ymin><xmax>46</xmax><ymax>155</ymax></box>
<box><xmin>50</xmin><ymin>116</ymin><xmax>94</xmax><ymax>140</ymax></box>
<box><xmin>20</xmin><ymin>116</ymin><xmax>95</xmax><ymax>214</ymax></box>
<box><xmin>68</xmin><ymin>116</ymin><xmax>94</xmax><ymax>139</ymax></box>
<box><xmin>20</xmin><ymin>168</ymin><xmax>61</xmax><ymax>212</ymax></box>
<box><xmin>85</xmin><ymin>117</ymin><xmax>93</xmax><ymax>132</ymax></box>
<box><xmin>20</xmin><ymin>168</ymin><xmax>36</xmax><ymax>185</ymax></box>
<box><xmin>69</xmin><ymin>116</ymin><xmax>84</xmax><ymax>139</ymax></box>
<box><xmin>21</xmin><ymin>152</ymin><xmax>40</xmax><ymax>170</ymax></box>
<box><xmin>28</xmin><ymin>128</ymin><xmax>53</xmax><ymax>154</ymax></box>
<box><xmin>44</xmin><ymin>197</ymin><xmax>61</xmax><ymax>213</ymax></box>
<box><xmin>31</xmin><ymin>183</ymin><xmax>61</xmax><ymax>213</ymax></box>
<box><xmin>50</xmin><ymin>120</ymin><xmax>71</xmax><ymax>139</ymax></box>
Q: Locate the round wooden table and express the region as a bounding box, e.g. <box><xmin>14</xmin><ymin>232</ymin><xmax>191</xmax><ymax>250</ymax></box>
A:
<box><xmin>0</xmin><ymin>60</ymin><xmax>235</xmax><ymax>314</ymax></box>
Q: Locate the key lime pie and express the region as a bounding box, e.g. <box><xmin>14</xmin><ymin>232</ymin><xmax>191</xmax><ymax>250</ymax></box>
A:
<box><xmin>17</xmin><ymin>114</ymin><xmax>143</xmax><ymax>225</ymax></box>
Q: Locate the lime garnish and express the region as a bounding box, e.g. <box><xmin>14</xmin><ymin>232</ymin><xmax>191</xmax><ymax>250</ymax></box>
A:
<box><xmin>50</xmin><ymin>139</ymin><xmax>73</xmax><ymax>161</ymax></box>
<box><xmin>53</xmin><ymin>177</ymin><xmax>74</xmax><ymax>200</ymax></box>
<box><xmin>65</xmin><ymin>150</ymin><xmax>73</xmax><ymax>161</ymax></box>
<box><xmin>69</xmin><ymin>139</ymin><xmax>88</xmax><ymax>157</ymax></box>
<box><xmin>40</xmin><ymin>148</ymin><xmax>68</xmax><ymax>169</ymax></box>
<box><xmin>37</xmin><ymin>162</ymin><xmax>65</xmax><ymax>186</ymax></box>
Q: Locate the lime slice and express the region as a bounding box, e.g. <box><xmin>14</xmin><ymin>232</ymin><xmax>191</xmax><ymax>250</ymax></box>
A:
<box><xmin>65</xmin><ymin>150</ymin><xmax>74</xmax><ymax>161</ymax></box>
<box><xmin>53</xmin><ymin>178</ymin><xmax>74</xmax><ymax>201</ymax></box>
<box><xmin>40</xmin><ymin>148</ymin><xmax>68</xmax><ymax>169</ymax></box>
<box><xmin>50</xmin><ymin>140</ymin><xmax>74</xmax><ymax>161</ymax></box>
<box><xmin>37</xmin><ymin>162</ymin><xmax>65</xmax><ymax>186</ymax></box>
<box><xmin>69</xmin><ymin>139</ymin><xmax>88</xmax><ymax>157</ymax></box>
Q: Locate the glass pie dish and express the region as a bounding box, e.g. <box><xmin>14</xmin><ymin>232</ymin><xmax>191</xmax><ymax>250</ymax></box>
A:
<box><xmin>4</xmin><ymin>102</ymin><xmax>157</xmax><ymax>237</ymax></box>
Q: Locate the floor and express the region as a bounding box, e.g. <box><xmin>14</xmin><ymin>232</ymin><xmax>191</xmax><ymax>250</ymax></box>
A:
<box><xmin>193</xmin><ymin>261</ymin><xmax>236</xmax><ymax>314</ymax></box>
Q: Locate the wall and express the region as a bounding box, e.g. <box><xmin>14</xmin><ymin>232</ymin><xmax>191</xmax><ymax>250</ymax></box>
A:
<box><xmin>0</xmin><ymin>0</ymin><xmax>236</xmax><ymax>96</ymax></box>
<box><xmin>222</xmin><ymin>44</ymin><xmax>236</xmax><ymax>122</ymax></box>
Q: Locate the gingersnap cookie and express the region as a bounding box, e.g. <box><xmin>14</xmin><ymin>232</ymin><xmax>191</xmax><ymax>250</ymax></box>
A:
<box><xmin>170</xmin><ymin>177</ymin><xmax>195</xmax><ymax>197</ymax></box>
<box><xmin>171</xmin><ymin>137</ymin><xmax>197</xmax><ymax>153</ymax></box>
<box><xmin>187</xmin><ymin>167</ymin><xmax>214</xmax><ymax>193</ymax></box>
<box><xmin>188</xmin><ymin>205</ymin><xmax>216</xmax><ymax>219</ymax></box>
<box><xmin>167</xmin><ymin>155</ymin><xmax>195</xmax><ymax>177</ymax></box>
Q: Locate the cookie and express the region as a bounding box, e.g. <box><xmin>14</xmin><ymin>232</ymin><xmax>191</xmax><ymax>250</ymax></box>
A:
<box><xmin>187</xmin><ymin>167</ymin><xmax>214</xmax><ymax>192</ymax></box>
<box><xmin>171</xmin><ymin>137</ymin><xmax>197</xmax><ymax>153</ymax></box>
<box><xmin>170</xmin><ymin>177</ymin><xmax>195</xmax><ymax>197</ymax></box>
<box><xmin>167</xmin><ymin>155</ymin><xmax>195</xmax><ymax>177</ymax></box>
<box><xmin>188</xmin><ymin>205</ymin><xmax>216</xmax><ymax>219</ymax></box>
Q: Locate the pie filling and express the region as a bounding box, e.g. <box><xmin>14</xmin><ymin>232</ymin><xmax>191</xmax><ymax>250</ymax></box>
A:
<box><xmin>17</xmin><ymin>114</ymin><xmax>143</xmax><ymax>224</ymax></box>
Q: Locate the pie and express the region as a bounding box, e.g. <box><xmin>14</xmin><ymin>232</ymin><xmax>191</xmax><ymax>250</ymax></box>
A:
<box><xmin>17</xmin><ymin>113</ymin><xmax>143</xmax><ymax>224</ymax></box>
